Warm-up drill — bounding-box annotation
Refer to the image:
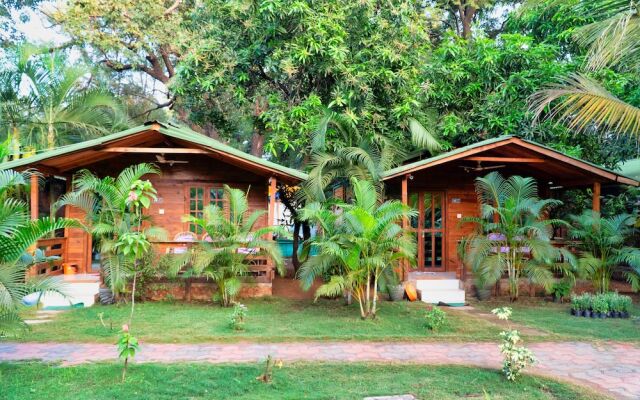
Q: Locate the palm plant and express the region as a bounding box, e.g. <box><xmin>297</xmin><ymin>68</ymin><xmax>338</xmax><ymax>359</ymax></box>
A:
<box><xmin>299</xmin><ymin>177</ymin><xmax>416</xmax><ymax>319</ymax></box>
<box><xmin>302</xmin><ymin>109</ymin><xmax>442</xmax><ymax>202</ymax></box>
<box><xmin>568</xmin><ymin>211</ymin><xmax>640</xmax><ymax>293</ymax></box>
<box><xmin>0</xmin><ymin>43</ymin><xmax>125</xmax><ymax>152</ymax></box>
<box><xmin>0</xmin><ymin>167</ymin><xmax>79</xmax><ymax>336</ymax></box>
<box><xmin>529</xmin><ymin>0</ymin><xmax>640</xmax><ymax>136</ymax></box>
<box><xmin>164</xmin><ymin>185</ymin><xmax>285</xmax><ymax>306</ymax></box>
<box><xmin>55</xmin><ymin>163</ymin><xmax>163</xmax><ymax>297</ymax></box>
<box><xmin>462</xmin><ymin>172</ymin><xmax>576</xmax><ymax>301</ymax></box>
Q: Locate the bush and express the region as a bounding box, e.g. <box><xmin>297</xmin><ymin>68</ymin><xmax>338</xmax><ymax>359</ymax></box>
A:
<box><xmin>425</xmin><ymin>306</ymin><xmax>447</xmax><ymax>331</ymax></box>
<box><xmin>551</xmin><ymin>281</ymin><xmax>572</xmax><ymax>302</ymax></box>
<box><xmin>230</xmin><ymin>303</ymin><xmax>248</xmax><ymax>331</ymax></box>
<box><xmin>491</xmin><ymin>307</ymin><xmax>536</xmax><ymax>381</ymax></box>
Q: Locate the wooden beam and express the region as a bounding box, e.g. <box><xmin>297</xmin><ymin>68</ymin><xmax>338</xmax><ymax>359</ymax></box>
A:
<box><xmin>100</xmin><ymin>147</ymin><xmax>209</xmax><ymax>154</ymax></box>
<box><xmin>30</xmin><ymin>174</ymin><xmax>38</xmax><ymax>221</ymax></box>
<box><xmin>464</xmin><ymin>156</ymin><xmax>545</xmax><ymax>163</ymax></box>
<box><xmin>593</xmin><ymin>181</ymin><xmax>601</xmax><ymax>213</ymax></box>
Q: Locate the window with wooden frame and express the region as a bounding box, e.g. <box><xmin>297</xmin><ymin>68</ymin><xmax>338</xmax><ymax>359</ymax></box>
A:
<box><xmin>186</xmin><ymin>185</ymin><xmax>229</xmax><ymax>233</ymax></box>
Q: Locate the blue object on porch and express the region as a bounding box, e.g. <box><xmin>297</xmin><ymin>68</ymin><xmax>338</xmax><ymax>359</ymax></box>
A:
<box><xmin>276</xmin><ymin>239</ymin><xmax>319</xmax><ymax>258</ymax></box>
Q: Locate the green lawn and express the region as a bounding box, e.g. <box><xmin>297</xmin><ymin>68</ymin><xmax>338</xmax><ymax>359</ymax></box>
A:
<box><xmin>0</xmin><ymin>362</ymin><xmax>606</xmax><ymax>400</ymax></box>
<box><xmin>19</xmin><ymin>298</ymin><xmax>502</xmax><ymax>343</ymax></box>
<box><xmin>474</xmin><ymin>298</ymin><xmax>640</xmax><ymax>342</ymax></box>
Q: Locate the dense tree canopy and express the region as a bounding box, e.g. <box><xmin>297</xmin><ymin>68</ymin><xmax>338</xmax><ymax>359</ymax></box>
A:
<box><xmin>0</xmin><ymin>0</ymin><xmax>638</xmax><ymax>171</ymax></box>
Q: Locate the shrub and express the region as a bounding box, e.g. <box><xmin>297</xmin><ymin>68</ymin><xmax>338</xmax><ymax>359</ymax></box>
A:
<box><xmin>619</xmin><ymin>295</ymin><xmax>632</xmax><ymax>313</ymax></box>
<box><xmin>491</xmin><ymin>307</ymin><xmax>536</xmax><ymax>381</ymax></box>
<box><xmin>230</xmin><ymin>303</ymin><xmax>248</xmax><ymax>331</ymax></box>
<box><xmin>425</xmin><ymin>306</ymin><xmax>447</xmax><ymax>331</ymax></box>
<box><xmin>550</xmin><ymin>281</ymin><xmax>572</xmax><ymax>302</ymax></box>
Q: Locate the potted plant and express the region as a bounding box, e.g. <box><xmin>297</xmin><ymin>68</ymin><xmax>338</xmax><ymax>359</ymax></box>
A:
<box><xmin>570</xmin><ymin>295</ymin><xmax>580</xmax><ymax>316</ymax></box>
<box><xmin>592</xmin><ymin>295</ymin><xmax>608</xmax><ymax>318</ymax></box>
<box><xmin>608</xmin><ymin>294</ymin><xmax>621</xmax><ymax>318</ymax></box>
<box><xmin>582</xmin><ymin>293</ymin><xmax>592</xmax><ymax>318</ymax></box>
<box><xmin>620</xmin><ymin>295</ymin><xmax>632</xmax><ymax>319</ymax></box>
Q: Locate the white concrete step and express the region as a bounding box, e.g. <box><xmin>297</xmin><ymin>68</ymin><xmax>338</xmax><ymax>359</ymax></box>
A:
<box><xmin>415</xmin><ymin>279</ymin><xmax>460</xmax><ymax>291</ymax></box>
<box><xmin>420</xmin><ymin>288</ymin><xmax>466</xmax><ymax>305</ymax></box>
<box><xmin>23</xmin><ymin>274</ymin><xmax>101</xmax><ymax>309</ymax></box>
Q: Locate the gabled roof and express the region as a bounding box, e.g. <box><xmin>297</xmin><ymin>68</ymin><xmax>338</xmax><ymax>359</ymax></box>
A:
<box><xmin>1</xmin><ymin>122</ymin><xmax>307</xmax><ymax>182</ymax></box>
<box><xmin>382</xmin><ymin>135</ymin><xmax>639</xmax><ymax>186</ymax></box>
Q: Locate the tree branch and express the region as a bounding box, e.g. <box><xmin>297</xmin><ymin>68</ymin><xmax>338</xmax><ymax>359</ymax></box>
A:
<box><xmin>164</xmin><ymin>0</ymin><xmax>182</xmax><ymax>16</ymax></box>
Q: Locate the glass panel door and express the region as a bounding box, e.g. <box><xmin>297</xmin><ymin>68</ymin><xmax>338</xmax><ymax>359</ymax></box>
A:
<box><xmin>420</xmin><ymin>192</ymin><xmax>445</xmax><ymax>270</ymax></box>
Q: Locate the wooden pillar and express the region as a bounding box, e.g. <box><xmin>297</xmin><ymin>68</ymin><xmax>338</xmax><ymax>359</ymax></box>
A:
<box><xmin>268</xmin><ymin>176</ymin><xmax>277</xmax><ymax>227</ymax></box>
<box><xmin>592</xmin><ymin>181</ymin><xmax>601</xmax><ymax>213</ymax></box>
<box><xmin>401</xmin><ymin>175</ymin><xmax>409</xmax><ymax>280</ymax></box>
<box><xmin>30</xmin><ymin>174</ymin><xmax>38</xmax><ymax>220</ymax></box>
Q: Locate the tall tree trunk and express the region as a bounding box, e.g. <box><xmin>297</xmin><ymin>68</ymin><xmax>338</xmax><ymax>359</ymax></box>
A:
<box><xmin>457</xmin><ymin>4</ymin><xmax>477</xmax><ymax>39</ymax></box>
<box><xmin>250</xmin><ymin>130</ymin><xmax>264</xmax><ymax>156</ymax></box>
<box><xmin>291</xmin><ymin>221</ymin><xmax>301</xmax><ymax>274</ymax></box>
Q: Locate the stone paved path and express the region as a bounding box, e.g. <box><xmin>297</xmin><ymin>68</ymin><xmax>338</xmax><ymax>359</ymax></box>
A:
<box><xmin>1</xmin><ymin>341</ymin><xmax>639</xmax><ymax>399</ymax></box>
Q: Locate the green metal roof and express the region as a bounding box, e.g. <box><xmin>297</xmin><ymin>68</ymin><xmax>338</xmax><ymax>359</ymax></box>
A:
<box><xmin>382</xmin><ymin>135</ymin><xmax>639</xmax><ymax>185</ymax></box>
<box><xmin>0</xmin><ymin>122</ymin><xmax>308</xmax><ymax>181</ymax></box>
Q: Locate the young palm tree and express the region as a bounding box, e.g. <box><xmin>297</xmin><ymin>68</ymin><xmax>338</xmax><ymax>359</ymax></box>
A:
<box><xmin>302</xmin><ymin>109</ymin><xmax>442</xmax><ymax>202</ymax></box>
<box><xmin>299</xmin><ymin>177</ymin><xmax>417</xmax><ymax>319</ymax></box>
<box><xmin>55</xmin><ymin>163</ymin><xmax>163</xmax><ymax>297</ymax></box>
<box><xmin>0</xmin><ymin>44</ymin><xmax>125</xmax><ymax>152</ymax></box>
<box><xmin>569</xmin><ymin>211</ymin><xmax>640</xmax><ymax>293</ymax></box>
<box><xmin>0</xmin><ymin>168</ymin><xmax>79</xmax><ymax>336</ymax></box>
<box><xmin>462</xmin><ymin>172</ymin><xmax>576</xmax><ymax>301</ymax></box>
<box><xmin>529</xmin><ymin>0</ymin><xmax>640</xmax><ymax>136</ymax></box>
<box><xmin>164</xmin><ymin>185</ymin><xmax>285</xmax><ymax>306</ymax></box>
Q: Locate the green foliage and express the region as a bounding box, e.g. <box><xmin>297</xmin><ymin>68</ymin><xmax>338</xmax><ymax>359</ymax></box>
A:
<box><xmin>462</xmin><ymin>172</ymin><xmax>576</xmax><ymax>301</ymax></box>
<box><xmin>425</xmin><ymin>306</ymin><xmax>447</xmax><ymax>331</ymax></box>
<box><xmin>163</xmin><ymin>185</ymin><xmax>285</xmax><ymax>306</ymax></box>
<box><xmin>571</xmin><ymin>292</ymin><xmax>633</xmax><ymax>314</ymax></box>
<box><xmin>550</xmin><ymin>280</ymin><xmax>572</xmax><ymax>301</ymax></box>
<box><xmin>0</xmin><ymin>168</ymin><xmax>79</xmax><ymax>336</ymax></box>
<box><xmin>174</xmin><ymin>0</ymin><xmax>435</xmax><ymax>158</ymax></box>
<box><xmin>0</xmin><ymin>43</ymin><xmax>126</xmax><ymax>154</ymax></box>
<box><xmin>229</xmin><ymin>302</ymin><xmax>248</xmax><ymax>331</ymax></box>
<box><xmin>117</xmin><ymin>324</ymin><xmax>140</xmax><ymax>382</ymax></box>
<box><xmin>55</xmin><ymin>163</ymin><xmax>164</xmax><ymax>296</ymax></box>
<box><xmin>299</xmin><ymin>177</ymin><xmax>416</xmax><ymax>319</ymax></box>
<box><xmin>569</xmin><ymin>211</ymin><xmax>640</xmax><ymax>293</ymax></box>
<box><xmin>491</xmin><ymin>307</ymin><xmax>536</xmax><ymax>382</ymax></box>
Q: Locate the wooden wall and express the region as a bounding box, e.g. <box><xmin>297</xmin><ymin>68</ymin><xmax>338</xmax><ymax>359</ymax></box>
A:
<box><xmin>63</xmin><ymin>154</ymin><xmax>271</xmax><ymax>271</ymax></box>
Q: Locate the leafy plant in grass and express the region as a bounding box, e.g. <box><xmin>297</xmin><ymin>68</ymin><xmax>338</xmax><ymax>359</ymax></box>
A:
<box><xmin>425</xmin><ymin>306</ymin><xmax>447</xmax><ymax>331</ymax></box>
<box><xmin>492</xmin><ymin>307</ymin><xmax>536</xmax><ymax>382</ymax></box>
<box><xmin>164</xmin><ymin>185</ymin><xmax>285</xmax><ymax>306</ymax></box>
<box><xmin>55</xmin><ymin>163</ymin><xmax>165</xmax><ymax>298</ymax></box>
<box><xmin>117</xmin><ymin>324</ymin><xmax>139</xmax><ymax>382</ymax></box>
<box><xmin>462</xmin><ymin>172</ymin><xmax>576</xmax><ymax>301</ymax></box>
<box><xmin>299</xmin><ymin>177</ymin><xmax>417</xmax><ymax>319</ymax></box>
<box><xmin>230</xmin><ymin>302</ymin><xmax>248</xmax><ymax>331</ymax></box>
<box><xmin>0</xmin><ymin>168</ymin><xmax>79</xmax><ymax>336</ymax></box>
<box><xmin>568</xmin><ymin>211</ymin><xmax>640</xmax><ymax>293</ymax></box>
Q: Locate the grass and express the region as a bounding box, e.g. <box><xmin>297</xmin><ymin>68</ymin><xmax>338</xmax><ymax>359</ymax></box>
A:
<box><xmin>0</xmin><ymin>362</ymin><xmax>607</xmax><ymax>400</ymax></box>
<box><xmin>19</xmin><ymin>298</ymin><xmax>502</xmax><ymax>343</ymax></box>
<box><xmin>474</xmin><ymin>298</ymin><xmax>640</xmax><ymax>342</ymax></box>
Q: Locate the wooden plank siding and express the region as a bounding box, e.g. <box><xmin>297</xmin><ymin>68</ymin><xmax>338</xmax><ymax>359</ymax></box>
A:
<box><xmin>59</xmin><ymin>154</ymin><xmax>272</xmax><ymax>272</ymax></box>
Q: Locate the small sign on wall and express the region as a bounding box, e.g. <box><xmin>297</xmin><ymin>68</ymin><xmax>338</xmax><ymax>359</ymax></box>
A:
<box><xmin>451</xmin><ymin>197</ymin><xmax>461</xmax><ymax>204</ymax></box>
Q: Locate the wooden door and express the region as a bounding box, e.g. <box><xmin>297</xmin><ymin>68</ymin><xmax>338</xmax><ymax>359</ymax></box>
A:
<box><xmin>410</xmin><ymin>192</ymin><xmax>446</xmax><ymax>271</ymax></box>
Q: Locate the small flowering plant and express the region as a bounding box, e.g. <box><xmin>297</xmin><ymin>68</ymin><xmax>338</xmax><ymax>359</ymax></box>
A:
<box><xmin>230</xmin><ymin>302</ymin><xmax>248</xmax><ymax>331</ymax></box>
<box><xmin>491</xmin><ymin>307</ymin><xmax>536</xmax><ymax>381</ymax></box>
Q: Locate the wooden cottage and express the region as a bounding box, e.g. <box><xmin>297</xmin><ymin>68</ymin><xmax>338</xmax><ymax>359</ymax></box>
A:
<box><xmin>2</xmin><ymin>121</ymin><xmax>306</xmax><ymax>299</ymax></box>
<box><xmin>383</xmin><ymin>136</ymin><xmax>638</xmax><ymax>301</ymax></box>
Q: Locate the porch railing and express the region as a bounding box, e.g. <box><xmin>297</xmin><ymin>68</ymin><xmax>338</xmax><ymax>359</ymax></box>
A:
<box><xmin>31</xmin><ymin>237</ymin><xmax>67</xmax><ymax>276</ymax></box>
